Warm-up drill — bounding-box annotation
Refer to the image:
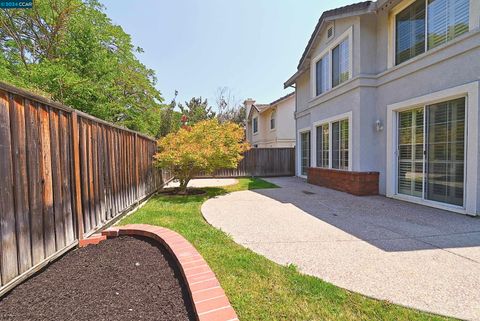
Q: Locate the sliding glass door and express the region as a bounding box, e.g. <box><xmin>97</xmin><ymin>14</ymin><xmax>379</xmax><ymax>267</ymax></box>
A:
<box><xmin>397</xmin><ymin>98</ymin><xmax>466</xmax><ymax>207</ymax></box>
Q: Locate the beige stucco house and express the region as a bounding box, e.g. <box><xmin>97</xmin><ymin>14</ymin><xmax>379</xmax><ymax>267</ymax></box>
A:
<box><xmin>245</xmin><ymin>92</ymin><xmax>296</xmax><ymax>148</ymax></box>
<box><xmin>285</xmin><ymin>0</ymin><xmax>480</xmax><ymax>215</ymax></box>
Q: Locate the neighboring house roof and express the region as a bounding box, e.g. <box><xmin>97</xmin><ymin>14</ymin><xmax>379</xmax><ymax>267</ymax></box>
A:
<box><xmin>284</xmin><ymin>1</ymin><xmax>376</xmax><ymax>88</ymax></box>
<box><xmin>247</xmin><ymin>92</ymin><xmax>295</xmax><ymax>120</ymax></box>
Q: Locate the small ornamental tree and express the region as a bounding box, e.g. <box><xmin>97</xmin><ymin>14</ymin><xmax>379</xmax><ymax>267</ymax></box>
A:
<box><xmin>154</xmin><ymin>119</ymin><xmax>250</xmax><ymax>194</ymax></box>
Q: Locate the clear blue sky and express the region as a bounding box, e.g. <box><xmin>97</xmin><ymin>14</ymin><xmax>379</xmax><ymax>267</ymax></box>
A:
<box><xmin>100</xmin><ymin>0</ymin><xmax>354</xmax><ymax>107</ymax></box>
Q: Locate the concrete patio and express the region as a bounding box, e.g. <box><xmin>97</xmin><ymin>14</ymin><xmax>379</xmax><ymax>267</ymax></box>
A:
<box><xmin>202</xmin><ymin>177</ymin><xmax>480</xmax><ymax>320</ymax></box>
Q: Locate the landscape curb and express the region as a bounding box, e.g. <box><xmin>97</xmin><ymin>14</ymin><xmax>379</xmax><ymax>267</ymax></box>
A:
<box><xmin>96</xmin><ymin>224</ymin><xmax>239</xmax><ymax>321</ymax></box>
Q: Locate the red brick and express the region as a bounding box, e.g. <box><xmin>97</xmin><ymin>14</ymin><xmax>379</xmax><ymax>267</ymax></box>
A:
<box><xmin>79</xmin><ymin>234</ymin><xmax>106</xmax><ymax>247</ymax></box>
<box><xmin>182</xmin><ymin>258</ymin><xmax>207</xmax><ymax>270</ymax></box>
<box><xmin>101</xmin><ymin>227</ymin><xmax>119</xmax><ymax>238</ymax></box>
<box><xmin>190</xmin><ymin>279</ymin><xmax>220</xmax><ymax>293</ymax></box>
<box><xmin>307</xmin><ymin>167</ymin><xmax>379</xmax><ymax>196</ymax></box>
<box><xmin>192</xmin><ymin>287</ymin><xmax>226</xmax><ymax>303</ymax></box>
<box><xmin>185</xmin><ymin>265</ymin><xmax>211</xmax><ymax>277</ymax></box>
<box><xmin>195</xmin><ymin>296</ymin><xmax>231</xmax><ymax>314</ymax></box>
<box><xmin>198</xmin><ymin>306</ymin><xmax>238</xmax><ymax>321</ymax></box>
<box><xmin>186</xmin><ymin>271</ymin><xmax>216</xmax><ymax>284</ymax></box>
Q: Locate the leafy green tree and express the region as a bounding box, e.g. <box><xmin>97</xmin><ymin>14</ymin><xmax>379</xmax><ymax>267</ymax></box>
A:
<box><xmin>155</xmin><ymin>119</ymin><xmax>250</xmax><ymax>194</ymax></box>
<box><xmin>0</xmin><ymin>0</ymin><xmax>165</xmax><ymax>136</ymax></box>
<box><xmin>178</xmin><ymin>97</ymin><xmax>215</xmax><ymax>125</ymax></box>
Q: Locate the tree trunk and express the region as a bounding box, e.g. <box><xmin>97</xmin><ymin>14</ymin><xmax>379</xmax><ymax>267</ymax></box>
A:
<box><xmin>179</xmin><ymin>178</ymin><xmax>190</xmax><ymax>195</ymax></box>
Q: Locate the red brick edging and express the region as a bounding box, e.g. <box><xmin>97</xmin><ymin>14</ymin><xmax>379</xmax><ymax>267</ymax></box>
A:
<box><xmin>97</xmin><ymin>224</ymin><xmax>239</xmax><ymax>321</ymax></box>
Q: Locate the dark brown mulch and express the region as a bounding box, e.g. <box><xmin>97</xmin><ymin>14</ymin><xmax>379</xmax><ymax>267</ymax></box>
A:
<box><xmin>158</xmin><ymin>187</ymin><xmax>207</xmax><ymax>196</ymax></box>
<box><xmin>0</xmin><ymin>236</ymin><xmax>196</xmax><ymax>321</ymax></box>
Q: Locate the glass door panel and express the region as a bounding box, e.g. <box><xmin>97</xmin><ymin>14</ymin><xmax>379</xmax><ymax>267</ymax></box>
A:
<box><xmin>425</xmin><ymin>98</ymin><xmax>465</xmax><ymax>206</ymax></box>
<box><xmin>301</xmin><ymin>131</ymin><xmax>311</xmax><ymax>176</ymax></box>
<box><xmin>398</xmin><ymin>108</ymin><xmax>424</xmax><ymax>197</ymax></box>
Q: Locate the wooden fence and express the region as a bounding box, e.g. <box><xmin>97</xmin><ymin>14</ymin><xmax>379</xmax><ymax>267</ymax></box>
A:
<box><xmin>195</xmin><ymin>148</ymin><xmax>295</xmax><ymax>178</ymax></box>
<box><xmin>0</xmin><ymin>82</ymin><xmax>170</xmax><ymax>295</ymax></box>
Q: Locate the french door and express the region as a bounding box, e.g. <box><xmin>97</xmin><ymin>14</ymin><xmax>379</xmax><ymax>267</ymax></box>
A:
<box><xmin>397</xmin><ymin>97</ymin><xmax>465</xmax><ymax>207</ymax></box>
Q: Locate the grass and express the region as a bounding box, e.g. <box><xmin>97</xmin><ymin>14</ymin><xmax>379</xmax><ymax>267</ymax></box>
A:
<box><xmin>119</xmin><ymin>178</ymin><xmax>453</xmax><ymax>321</ymax></box>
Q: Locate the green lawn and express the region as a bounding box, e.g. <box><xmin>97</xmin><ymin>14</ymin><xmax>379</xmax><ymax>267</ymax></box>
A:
<box><xmin>119</xmin><ymin>178</ymin><xmax>453</xmax><ymax>321</ymax></box>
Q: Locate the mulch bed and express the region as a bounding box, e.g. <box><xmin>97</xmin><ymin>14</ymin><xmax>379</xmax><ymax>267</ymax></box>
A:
<box><xmin>158</xmin><ymin>187</ymin><xmax>207</xmax><ymax>196</ymax></box>
<box><xmin>0</xmin><ymin>236</ymin><xmax>196</xmax><ymax>321</ymax></box>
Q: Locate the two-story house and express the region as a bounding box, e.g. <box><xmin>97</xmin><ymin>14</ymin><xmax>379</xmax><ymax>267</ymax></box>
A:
<box><xmin>285</xmin><ymin>0</ymin><xmax>480</xmax><ymax>215</ymax></box>
<box><xmin>245</xmin><ymin>92</ymin><xmax>296</xmax><ymax>148</ymax></box>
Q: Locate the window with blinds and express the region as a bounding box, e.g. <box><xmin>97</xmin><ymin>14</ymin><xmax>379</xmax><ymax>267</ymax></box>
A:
<box><xmin>315</xmin><ymin>55</ymin><xmax>330</xmax><ymax>96</ymax></box>
<box><xmin>316</xmin><ymin>124</ymin><xmax>329</xmax><ymax>168</ymax></box>
<box><xmin>253</xmin><ymin>117</ymin><xmax>258</xmax><ymax>133</ymax></box>
<box><xmin>427</xmin><ymin>0</ymin><xmax>470</xmax><ymax>49</ymax></box>
<box><xmin>395</xmin><ymin>0</ymin><xmax>470</xmax><ymax>65</ymax></box>
<box><xmin>332</xmin><ymin>119</ymin><xmax>349</xmax><ymax>170</ymax></box>
<box><xmin>332</xmin><ymin>39</ymin><xmax>350</xmax><ymax>87</ymax></box>
<box><xmin>395</xmin><ymin>0</ymin><xmax>426</xmax><ymax>65</ymax></box>
<box><xmin>398</xmin><ymin>108</ymin><xmax>424</xmax><ymax>197</ymax></box>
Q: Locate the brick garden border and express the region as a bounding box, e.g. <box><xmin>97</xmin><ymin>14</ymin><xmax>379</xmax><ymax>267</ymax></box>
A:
<box><xmin>98</xmin><ymin>224</ymin><xmax>239</xmax><ymax>321</ymax></box>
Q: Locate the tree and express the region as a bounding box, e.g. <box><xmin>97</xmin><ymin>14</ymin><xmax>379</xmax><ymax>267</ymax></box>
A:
<box><xmin>178</xmin><ymin>97</ymin><xmax>215</xmax><ymax>125</ymax></box>
<box><xmin>215</xmin><ymin>86</ymin><xmax>246</xmax><ymax>126</ymax></box>
<box><xmin>154</xmin><ymin>119</ymin><xmax>250</xmax><ymax>194</ymax></box>
<box><xmin>0</xmin><ymin>0</ymin><xmax>165</xmax><ymax>136</ymax></box>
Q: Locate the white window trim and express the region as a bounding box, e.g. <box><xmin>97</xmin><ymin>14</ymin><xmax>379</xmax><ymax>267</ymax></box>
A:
<box><xmin>311</xmin><ymin>111</ymin><xmax>353</xmax><ymax>172</ymax></box>
<box><xmin>310</xmin><ymin>26</ymin><xmax>353</xmax><ymax>99</ymax></box>
<box><xmin>388</xmin><ymin>0</ymin><xmax>477</xmax><ymax>68</ymax></box>
<box><xmin>386</xmin><ymin>81</ymin><xmax>479</xmax><ymax>216</ymax></box>
<box><xmin>297</xmin><ymin>127</ymin><xmax>311</xmax><ymax>178</ymax></box>
<box><xmin>252</xmin><ymin>116</ymin><xmax>258</xmax><ymax>135</ymax></box>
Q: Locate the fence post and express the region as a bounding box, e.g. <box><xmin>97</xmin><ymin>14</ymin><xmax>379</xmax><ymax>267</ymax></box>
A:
<box><xmin>70</xmin><ymin>112</ymin><xmax>84</xmax><ymax>240</ymax></box>
<box><xmin>134</xmin><ymin>133</ymin><xmax>139</xmax><ymax>201</ymax></box>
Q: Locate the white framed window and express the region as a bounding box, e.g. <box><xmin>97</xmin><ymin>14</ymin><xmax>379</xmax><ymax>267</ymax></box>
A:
<box><xmin>253</xmin><ymin>117</ymin><xmax>258</xmax><ymax>134</ymax></box>
<box><xmin>311</xmin><ymin>27</ymin><xmax>353</xmax><ymax>99</ymax></box>
<box><xmin>389</xmin><ymin>0</ymin><xmax>471</xmax><ymax>67</ymax></box>
<box><xmin>312</xmin><ymin>112</ymin><xmax>352</xmax><ymax>171</ymax></box>
<box><xmin>270</xmin><ymin>110</ymin><xmax>276</xmax><ymax>130</ymax></box>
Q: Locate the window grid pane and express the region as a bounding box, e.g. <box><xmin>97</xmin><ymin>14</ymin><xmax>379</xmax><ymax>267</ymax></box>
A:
<box><xmin>316</xmin><ymin>124</ymin><xmax>329</xmax><ymax>168</ymax></box>
<box><xmin>316</xmin><ymin>55</ymin><xmax>330</xmax><ymax>96</ymax></box>
<box><xmin>332</xmin><ymin>39</ymin><xmax>350</xmax><ymax>87</ymax></box>
<box><xmin>427</xmin><ymin>0</ymin><xmax>469</xmax><ymax>50</ymax></box>
<box><xmin>395</xmin><ymin>0</ymin><xmax>426</xmax><ymax>65</ymax></box>
<box><xmin>332</xmin><ymin>119</ymin><xmax>349</xmax><ymax>170</ymax></box>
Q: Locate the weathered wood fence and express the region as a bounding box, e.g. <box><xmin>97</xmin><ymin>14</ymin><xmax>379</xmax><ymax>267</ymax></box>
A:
<box><xmin>195</xmin><ymin>148</ymin><xmax>295</xmax><ymax>178</ymax></box>
<box><xmin>0</xmin><ymin>82</ymin><xmax>170</xmax><ymax>295</ymax></box>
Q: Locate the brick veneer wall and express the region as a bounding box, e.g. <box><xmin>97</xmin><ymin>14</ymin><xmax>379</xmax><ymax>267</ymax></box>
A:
<box><xmin>307</xmin><ymin>168</ymin><xmax>379</xmax><ymax>196</ymax></box>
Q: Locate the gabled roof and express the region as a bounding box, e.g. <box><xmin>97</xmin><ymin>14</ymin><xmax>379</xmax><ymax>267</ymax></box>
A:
<box><xmin>247</xmin><ymin>92</ymin><xmax>295</xmax><ymax>120</ymax></box>
<box><xmin>284</xmin><ymin>1</ymin><xmax>376</xmax><ymax>88</ymax></box>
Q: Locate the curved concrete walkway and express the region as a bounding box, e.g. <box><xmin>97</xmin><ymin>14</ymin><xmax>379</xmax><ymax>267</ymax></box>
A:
<box><xmin>202</xmin><ymin>177</ymin><xmax>480</xmax><ymax>320</ymax></box>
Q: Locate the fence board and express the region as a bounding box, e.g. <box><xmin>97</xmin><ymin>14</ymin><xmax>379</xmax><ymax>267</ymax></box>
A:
<box><xmin>10</xmin><ymin>95</ymin><xmax>32</xmax><ymax>274</ymax></box>
<box><xmin>39</xmin><ymin>104</ymin><xmax>56</xmax><ymax>257</ymax></box>
<box><xmin>25</xmin><ymin>100</ymin><xmax>45</xmax><ymax>265</ymax></box>
<box><xmin>0</xmin><ymin>92</ymin><xmax>18</xmax><ymax>284</ymax></box>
